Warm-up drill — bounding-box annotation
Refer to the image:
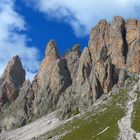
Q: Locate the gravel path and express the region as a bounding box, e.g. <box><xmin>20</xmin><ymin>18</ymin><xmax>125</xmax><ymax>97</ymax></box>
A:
<box><xmin>118</xmin><ymin>78</ymin><xmax>140</xmax><ymax>140</ymax></box>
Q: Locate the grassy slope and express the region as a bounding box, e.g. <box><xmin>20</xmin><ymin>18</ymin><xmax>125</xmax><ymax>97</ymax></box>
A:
<box><xmin>39</xmin><ymin>89</ymin><xmax>128</xmax><ymax>140</ymax></box>
<box><xmin>132</xmin><ymin>91</ymin><xmax>140</xmax><ymax>132</ymax></box>
<box><xmin>61</xmin><ymin>90</ymin><xmax>127</xmax><ymax>140</ymax></box>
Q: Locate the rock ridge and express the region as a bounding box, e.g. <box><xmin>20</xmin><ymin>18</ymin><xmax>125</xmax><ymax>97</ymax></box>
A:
<box><xmin>0</xmin><ymin>16</ymin><xmax>140</xmax><ymax>132</ymax></box>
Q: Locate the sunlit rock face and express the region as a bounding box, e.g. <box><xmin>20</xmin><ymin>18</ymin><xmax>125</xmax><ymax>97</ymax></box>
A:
<box><xmin>62</xmin><ymin>44</ymin><xmax>81</xmax><ymax>83</ymax></box>
<box><xmin>89</xmin><ymin>16</ymin><xmax>140</xmax><ymax>74</ymax></box>
<box><xmin>0</xmin><ymin>55</ymin><xmax>25</xmax><ymax>111</ymax></box>
<box><xmin>125</xmin><ymin>19</ymin><xmax>140</xmax><ymax>73</ymax></box>
<box><xmin>30</xmin><ymin>40</ymin><xmax>71</xmax><ymax>118</ymax></box>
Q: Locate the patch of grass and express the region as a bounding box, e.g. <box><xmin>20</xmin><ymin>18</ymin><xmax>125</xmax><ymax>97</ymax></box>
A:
<box><xmin>39</xmin><ymin>89</ymin><xmax>128</xmax><ymax>140</ymax></box>
<box><xmin>130</xmin><ymin>76</ymin><xmax>139</xmax><ymax>83</ymax></box>
<box><xmin>61</xmin><ymin>90</ymin><xmax>127</xmax><ymax>140</ymax></box>
<box><xmin>132</xmin><ymin>91</ymin><xmax>140</xmax><ymax>132</ymax></box>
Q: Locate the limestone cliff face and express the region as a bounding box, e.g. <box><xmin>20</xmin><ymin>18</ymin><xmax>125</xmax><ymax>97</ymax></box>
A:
<box><xmin>88</xmin><ymin>16</ymin><xmax>140</xmax><ymax>95</ymax></box>
<box><xmin>0</xmin><ymin>16</ymin><xmax>140</xmax><ymax>132</ymax></box>
<box><xmin>37</xmin><ymin>40</ymin><xmax>60</xmax><ymax>87</ymax></box>
<box><xmin>89</xmin><ymin>16</ymin><xmax>140</xmax><ymax>73</ymax></box>
<box><xmin>62</xmin><ymin>44</ymin><xmax>81</xmax><ymax>82</ymax></box>
<box><xmin>125</xmin><ymin>19</ymin><xmax>140</xmax><ymax>72</ymax></box>
<box><xmin>31</xmin><ymin>40</ymin><xmax>71</xmax><ymax>118</ymax></box>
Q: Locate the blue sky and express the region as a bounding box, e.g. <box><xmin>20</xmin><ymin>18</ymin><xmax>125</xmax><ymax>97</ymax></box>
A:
<box><xmin>0</xmin><ymin>0</ymin><xmax>140</xmax><ymax>80</ymax></box>
<box><xmin>15</xmin><ymin>0</ymin><xmax>89</xmax><ymax>57</ymax></box>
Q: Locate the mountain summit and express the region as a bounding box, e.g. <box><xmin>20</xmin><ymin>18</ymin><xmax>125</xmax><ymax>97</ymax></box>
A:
<box><xmin>0</xmin><ymin>56</ymin><xmax>25</xmax><ymax>111</ymax></box>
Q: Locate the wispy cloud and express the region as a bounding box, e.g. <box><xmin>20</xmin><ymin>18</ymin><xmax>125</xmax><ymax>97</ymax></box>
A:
<box><xmin>26</xmin><ymin>0</ymin><xmax>140</xmax><ymax>37</ymax></box>
<box><xmin>0</xmin><ymin>0</ymin><xmax>40</xmax><ymax>80</ymax></box>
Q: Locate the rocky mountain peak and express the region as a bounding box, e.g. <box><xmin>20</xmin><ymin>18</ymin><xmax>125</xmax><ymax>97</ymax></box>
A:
<box><xmin>45</xmin><ymin>39</ymin><xmax>60</xmax><ymax>60</ymax></box>
<box><xmin>71</xmin><ymin>44</ymin><xmax>81</xmax><ymax>52</ymax></box>
<box><xmin>1</xmin><ymin>55</ymin><xmax>25</xmax><ymax>88</ymax></box>
<box><xmin>62</xmin><ymin>44</ymin><xmax>81</xmax><ymax>82</ymax></box>
<box><xmin>76</xmin><ymin>47</ymin><xmax>92</xmax><ymax>84</ymax></box>
<box><xmin>37</xmin><ymin>40</ymin><xmax>61</xmax><ymax>86</ymax></box>
<box><xmin>89</xmin><ymin>16</ymin><xmax>140</xmax><ymax>73</ymax></box>
<box><xmin>0</xmin><ymin>55</ymin><xmax>25</xmax><ymax>111</ymax></box>
<box><xmin>112</xmin><ymin>16</ymin><xmax>125</xmax><ymax>25</ymax></box>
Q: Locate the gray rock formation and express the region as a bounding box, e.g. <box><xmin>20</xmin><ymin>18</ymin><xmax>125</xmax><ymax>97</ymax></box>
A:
<box><xmin>32</xmin><ymin>40</ymin><xmax>71</xmax><ymax>118</ymax></box>
<box><xmin>62</xmin><ymin>44</ymin><xmax>81</xmax><ymax>82</ymax></box>
<box><xmin>0</xmin><ymin>56</ymin><xmax>25</xmax><ymax>112</ymax></box>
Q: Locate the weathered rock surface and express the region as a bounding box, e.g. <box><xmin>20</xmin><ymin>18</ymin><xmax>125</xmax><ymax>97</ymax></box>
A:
<box><xmin>0</xmin><ymin>56</ymin><xmax>25</xmax><ymax>111</ymax></box>
<box><xmin>31</xmin><ymin>40</ymin><xmax>71</xmax><ymax>118</ymax></box>
<box><xmin>0</xmin><ymin>80</ymin><xmax>31</xmax><ymax>132</ymax></box>
<box><xmin>62</xmin><ymin>44</ymin><xmax>81</xmax><ymax>82</ymax></box>
<box><xmin>0</xmin><ymin>16</ymin><xmax>140</xmax><ymax>133</ymax></box>
<box><xmin>125</xmin><ymin>19</ymin><xmax>140</xmax><ymax>72</ymax></box>
<box><xmin>37</xmin><ymin>40</ymin><xmax>61</xmax><ymax>88</ymax></box>
<box><xmin>89</xmin><ymin>16</ymin><xmax>140</xmax><ymax>73</ymax></box>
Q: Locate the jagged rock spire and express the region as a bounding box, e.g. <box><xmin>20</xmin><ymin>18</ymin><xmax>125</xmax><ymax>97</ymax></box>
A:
<box><xmin>32</xmin><ymin>40</ymin><xmax>71</xmax><ymax>117</ymax></box>
<box><xmin>62</xmin><ymin>44</ymin><xmax>81</xmax><ymax>82</ymax></box>
<box><xmin>45</xmin><ymin>39</ymin><xmax>60</xmax><ymax>61</ymax></box>
<box><xmin>0</xmin><ymin>55</ymin><xmax>25</xmax><ymax>111</ymax></box>
<box><xmin>37</xmin><ymin>40</ymin><xmax>60</xmax><ymax>87</ymax></box>
<box><xmin>37</xmin><ymin>40</ymin><xmax>70</xmax><ymax>89</ymax></box>
<box><xmin>89</xmin><ymin>16</ymin><xmax>140</xmax><ymax>73</ymax></box>
<box><xmin>125</xmin><ymin>19</ymin><xmax>140</xmax><ymax>73</ymax></box>
<box><xmin>1</xmin><ymin>55</ymin><xmax>25</xmax><ymax>88</ymax></box>
<box><xmin>76</xmin><ymin>47</ymin><xmax>92</xmax><ymax>85</ymax></box>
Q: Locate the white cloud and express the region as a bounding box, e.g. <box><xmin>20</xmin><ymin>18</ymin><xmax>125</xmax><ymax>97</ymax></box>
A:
<box><xmin>27</xmin><ymin>0</ymin><xmax>140</xmax><ymax>37</ymax></box>
<box><xmin>0</xmin><ymin>0</ymin><xmax>40</xmax><ymax>80</ymax></box>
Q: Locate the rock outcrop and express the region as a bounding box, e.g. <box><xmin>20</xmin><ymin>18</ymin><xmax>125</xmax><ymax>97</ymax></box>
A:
<box><xmin>31</xmin><ymin>40</ymin><xmax>71</xmax><ymax>118</ymax></box>
<box><xmin>62</xmin><ymin>44</ymin><xmax>81</xmax><ymax>82</ymax></box>
<box><xmin>0</xmin><ymin>56</ymin><xmax>25</xmax><ymax>111</ymax></box>
<box><xmin>89</xmin><ymin>16</ymin><xmax>140</xmax><ymax>73</ymax></box>
<box><xmin>0</xmin><ymin>16</ymin><xmax>140</xmax><ymax>132</ymax></box>
<box><xmin>125</xmin><ymin>19</ymin><xmax>140</xmax><ymax>72</ymax></box>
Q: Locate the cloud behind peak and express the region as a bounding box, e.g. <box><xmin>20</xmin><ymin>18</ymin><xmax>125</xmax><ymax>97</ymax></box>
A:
<box><xmin>27</xmin><ymin>0</ymin><xmax>140</xmax><ymax>37</ymax></box>
<box><xmin>0</xmin><ymin>0</ymin><xmax>40</xmax><ymax>80</ymax></box>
